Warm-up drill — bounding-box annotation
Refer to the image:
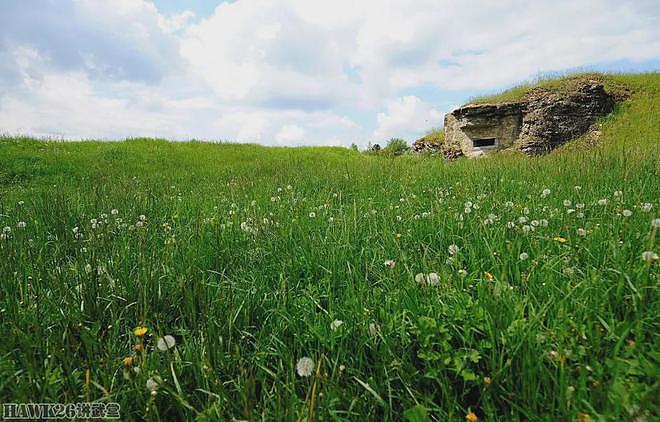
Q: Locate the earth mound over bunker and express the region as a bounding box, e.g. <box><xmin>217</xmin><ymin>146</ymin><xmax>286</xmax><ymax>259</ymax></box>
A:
<box><xmin>443</xmin><ymin>76</ymin><xmax>626</xmax><ymax>157</ymax></box>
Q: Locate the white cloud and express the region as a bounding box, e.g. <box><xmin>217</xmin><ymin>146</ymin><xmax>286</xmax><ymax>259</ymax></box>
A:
<box><xmin>0</xmin><ymin>0</ymin><xmax>658</xmax><ymax>146</ymax></box>
<box><xmin>373</xmin><ymin>96</ymin><xmax>443</xmax><ymax>142</ymax></box>
<box><xmin>275</xmin><ymin>124</ymin><xmax>305</xmax><ymax>144</ymax></box>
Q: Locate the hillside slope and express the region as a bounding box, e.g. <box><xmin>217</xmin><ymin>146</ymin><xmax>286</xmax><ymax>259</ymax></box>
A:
<box><xmin>0</xmin><ymin>73</ymin><xmax>658</xmax><ymax>420</ymax></box>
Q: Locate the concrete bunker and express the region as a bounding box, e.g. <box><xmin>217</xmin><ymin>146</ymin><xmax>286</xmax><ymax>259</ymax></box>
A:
<box><xmin>441</xmin><ymin>78</ymin><xmax>618</xmax><ymax>157</ymax></box>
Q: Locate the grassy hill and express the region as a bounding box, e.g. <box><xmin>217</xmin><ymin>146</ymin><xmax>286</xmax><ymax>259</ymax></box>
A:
<box><xmin>0</xmin><ymin>73</ymin><xmax>658</xmax><ymax>420</ymax></box>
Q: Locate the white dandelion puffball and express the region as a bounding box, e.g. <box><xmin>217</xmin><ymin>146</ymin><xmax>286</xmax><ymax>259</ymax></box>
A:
<box><xmin>16</xmin><ymin>221</ymin><xmax>26</xmax><ymax>228</ymax></box>
<box><xmin>622</xmin><ymin>210</ymin><xmax>632</xmax><ymax>217</ymax></box>
<box><xmin>577</xmin><ymin>228</ymin><xmax>587</xmax><ymax>237</ymax></box>
<box><xmin>368</xmin><ymin>322</ymin><xmax>380</xmax><ymax>338</ymax></box>
<box><xmin>384</xmin><ymin>260</ymin><xmax>395</xmax><ymax>269</ymax></box>
<box><xmin>519</xmin><ymin>252</ymin><xmax>529</xmax><ymax>261</ymax></box>
<box><xmin>448</xmin><ymin>244</ymin><xmax>459</xmax><ymax>255</ymax></box>
<box><xmin>296</xmin><ymin>357</ymin><xmax>314</xmax><ymax>377</ymax></box>
<box><xmin>330</xmin><ymin>320</ymin><xmax>343</xmax><ymax>331</ymax></box>
<box><xmin>597</xmin><ymin>199</ymin><xmax>608</xmax><ymax>206</ymax></box>
<box><xmin>146</xmin><ymin>377</ymin><xmax>159</xmax><ymax>392</ymax></box>
<box><xmin>640</xmin><ymin>203</ymin><xmax>652</xmax><ymax>212</ymax></box>
<box><xmin>308</xmin><ymin>212</ymin><xmax>316</xmax><ymax>218</ymax></box>
<box><xmin>427</xmin><ymin>273</ymin><xmax>439</xmax><ymax>286</ymax></box>
<box><xmin>541</xmin><ymin>188</ymin><xmax>551</xmax><ymax>197</ymax></box>
<box><xmin>652</xmin><ymin>218</ymin><xmax>660</xmax><ymax>228</ymax></box>
<box><xmin>157</xmin><ymin>335</ymin><xmax>176</xmax><ymax>351</ymax></box>
<box><xmin>415</xmin><ymin>273</ymin><xmax>426</xmax><ymax>285</ymax></box>
<box><xmin>641</xmin><ymin>251</ymin><xmax>658</xmax><ymax>263</ymax></box>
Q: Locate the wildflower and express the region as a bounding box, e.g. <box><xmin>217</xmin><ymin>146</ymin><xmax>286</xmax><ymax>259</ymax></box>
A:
<box><xmin>563</xmin><ymin>200</ymin><xmax>572</xmax><ymax>207</ymax></box>
<box><xmin>577</xmin><ymin>228</ymin><xmax>586</xmax><ymax>237</ymax></box>
<box><xmin>384</xmin><ymin>260</ymin><xmax>395</xmax><ymax>269</ymax></box>
<box><xmin>484</xmin><ymin>272</ymin><xmax>494</xmax><ymax>281</ymax></box>
<box><xmin>652</xmin><ymin>218</ymin><xmax>660</xmax><ymax>228</ymax></box>
<box><xmin>138</xmin><ymin>215</ymin><xmax>146</xmax><ymax>221</ymax></box>
<box><xmin>522</xmin><ymin>225</ymin><xmax>532</xmax><ymax>234</ymax></box>
<box><xmin>415</xmin><ymin>273</ymin><xmax>426</xmax><ymax>285</ymax></box>
<box><xmin>146</xmin><ymin>377</ymin><xmax>159</xmax><ymax>392</ymax></box>
<box><xmin>597</xmin><ymin>199</ymin><xmax>607</xmax><ymax>206</ymax></box>
<box><xmin>466</xmin><ymin>411</ymin><xmax>478</xmax><ymax>422</ymax></box>
<box><xmin>519</xmin><ymin>252</ymin><xmax>529</xmax><ymax>261</ymax></box>
<box><xmin>641</xmin><ymin>203</ymin><xmax>652</xmax><ymax>212</ymax></box>
<box><xmin>622</xmin><ymin>209</ymin><xmax>632</xmax><ymax>217</ymax></box>
<box><xmin>111</xmin><ymin>209</ymin><xmax>119</xmax><ymax>215</ymax></box>
<box><xmin>448</xmin><ymin>244</ymin><xmax>459</xmax><ymax>255</ymax></box>
<box><xmin>518</xmin><ymin>216</ymin><xmax>528</xmax><ymax>224</ymax></box>
<box><xmin>296</xmin><ymin>357</ymin><xmax>315</xmax><ymax>377</ymax></box>
<box><xmin>156</xmin><ymin>335</ymin><xmax>176</xmax><ymax>351</ymax></box>
<box><xmin>541</xmin><ymin>188</ymin><xmax>551</xmax><ymax>198</ymax></box>
<box><xmin>2</xmin><ymin>226</ymin><xmax>11</xmax><ymax>234</ymax></box>
<box><xmin>90</xmin><ymin>218</ymin><xmax>98</xmax><ymax>229</ymax></box>
<box><xmin>368</xmin><ymin>322</ymin><xmax>380</xmax><ymax>338</ymax></box>
<box><xmin>16</xmin><ymin>221</ymin><xmax>26</xmax><ymax>228</ymax></box>
<box><xmin>641</xmin><ymin>251</ymin><xmax>658</xmax><ymax>263</ymax></box>
<box><xmin>134</xmin><ymin>326</ymin><xmax>148</xmax><ymax>337</ymax></box>
<box><xmin>505</xmin><ymin>201</ymin><xmax>514</xmax><ymax>208</ymax></box>
<box><xmin>458</xmin><ymin>269</ymin><xmax>468</xmax><ymax>278</ymax></box>
<box><xmin>483</xmin><ymin>376</ymin><xmax>492</xmax><ymax>385</ymax></box>
<box><xmin>614</xmin><ymin>190</ymin><xmax>623</xmax><ymax>198</ymax></box>
<box><xmin>123</xmin><ymin>356</ymin><xmax>133</xmax><ymax>366</ymax></box>
<box><xmin>308</xmin><ymin>212</ymin><xmax>316</xmax><ymax>218</ymax></box>
<box><xmin>577</xmin><ymin>412</ymin><xmax>590</xmax><ymax>422</ymax></box>
<box><xmin>427</xmin><ymin>272</ymin><xmax>439</xmax><ymax>286</ymax></box>
<box><xmin>330</xmin><ymin>320</ymin><xmax>343</xmax><ymax>331</ymax></box>
<box><xmin>553</xmin><ymin>236</ymin><xmax>567</xmax><ymax>243</ymax></box>
<box><xmin>506</xmin><ymin>221</ymin><xmax>515</xmax><ymax>229</ymax></box>
<box><xmin>540</xmin><ymin>219</ymin><xmax>549</xmax><ymax>227</ymax></box>
<box><xmin>574</xmin><ymin>186</ymin><xmax>582</xmax><ymax>191</ymax></box>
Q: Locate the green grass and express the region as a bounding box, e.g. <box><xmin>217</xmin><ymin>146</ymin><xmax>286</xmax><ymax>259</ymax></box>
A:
<box><xmin>468</xmin><ymin>72</ymin><xmax>636</xmax><ymax>105</ymax></box>
<box><xmin>0</xmin><ymin>73</ymin><xmax>658</xmax><ymax>421</ymax></box>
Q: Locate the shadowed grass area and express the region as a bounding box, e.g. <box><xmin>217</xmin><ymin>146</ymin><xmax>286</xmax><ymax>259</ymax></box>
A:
<box><xmin>0</xmin><ymin>73</ymin><xmax>658</xmax><ymax>421</ymax></box>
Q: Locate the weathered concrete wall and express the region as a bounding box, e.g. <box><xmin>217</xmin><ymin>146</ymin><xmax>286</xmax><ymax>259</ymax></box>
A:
<box><xmin>443</xmin><ymin>80</ymin><xmax>617</xmax><ymax>157</ymax></box>
<box><xmin>444</xmin><ymin>103</ymin><xmax>523</xmax><ymax>157</ymax></box>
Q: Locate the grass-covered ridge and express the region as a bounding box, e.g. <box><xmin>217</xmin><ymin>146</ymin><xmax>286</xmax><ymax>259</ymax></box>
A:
<box><xmin>0</xmin><ymin>73</ymin><xmax>658</xmax><ymax>420</ymax></box>
<box><xmin>467</xmin><ymin>72</ymin><xmax>641</xmax><ymax>105</ymax></box>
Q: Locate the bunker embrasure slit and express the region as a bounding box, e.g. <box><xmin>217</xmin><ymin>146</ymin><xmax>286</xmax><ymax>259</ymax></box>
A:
<box><xmin>473</xmin><ymin>138</ymin><xmax>496</xmax><ymax>148</ymax></box>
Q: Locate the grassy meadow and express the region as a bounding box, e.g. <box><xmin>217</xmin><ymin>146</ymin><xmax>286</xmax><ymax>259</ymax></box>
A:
<box><xmin>0</xmin><ymin>73</ymin><xmax>658</xmax><ymax>420</ymax></box>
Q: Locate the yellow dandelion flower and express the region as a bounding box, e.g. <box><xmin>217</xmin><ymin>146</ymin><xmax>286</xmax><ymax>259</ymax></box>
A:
<box><xmin>134</xmin><ymin>326</ymin><xmax>148</xmax><ymax>337</ymax></box>
<box><xmin>553</xmin><ymin>236</ymin><xmax>567</xmax><ymax>243</ymax></box>
<box><xmin>483</xmin><ymin>376</ymin><xmax>491</xmax><ymax>385</ymax></box>
<box><xmin>122</xmin><ymin>356</ymin><xmax>133</xmax><ymax>366</ymax></box>
<box><xmin>484</xmin><ymin>272</ymin><xmax>494</xmax><ymax>281</ymax></box>
<box><xmin>577</xmin><ymin>413</ymin><xmax>590</xmax><ymax>422</ymax></box>
<box><xmin>466</xmin><ymin>411</ymin><xmax>478</xmax><ymax>422</ymax></box>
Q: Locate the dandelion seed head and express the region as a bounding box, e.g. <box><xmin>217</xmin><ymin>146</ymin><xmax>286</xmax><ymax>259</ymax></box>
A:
<box><xmin>157</xmin><ymin>335</ymin><xmax>176</xmax><ymax>351</ymax></box>
<box><xmin>330</xmin><ymin>320</ymin><xmax>343</xmax><ymax>331</ymax></box>
<box><xmin>296</xmin><ymin>357</ymin><xmax>314</xmax><ymax>377</ymax></box>
<box><xmin>641</xmin><ymin>251</ymin><xmax>658</xmax><ymax>263</ymax></box>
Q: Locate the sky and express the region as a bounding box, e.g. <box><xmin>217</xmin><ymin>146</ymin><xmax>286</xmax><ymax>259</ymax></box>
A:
<box><xmin>0</xmin><ymin>0</ymin><xmax>658</xmax><ymax>147</ymax></box>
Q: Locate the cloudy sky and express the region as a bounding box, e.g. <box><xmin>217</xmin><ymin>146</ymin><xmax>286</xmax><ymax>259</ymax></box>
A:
<box><xmin>1</xmin><ymin>0</ymin><xmax>658</xmax><ymax>147</ymax></box>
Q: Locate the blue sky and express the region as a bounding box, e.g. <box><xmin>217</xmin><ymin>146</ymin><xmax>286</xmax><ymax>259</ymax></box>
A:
<box><xmin>1</xmin><ymin>0</ymin><xmax>658</xmax><ymax>146</ymax></box>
